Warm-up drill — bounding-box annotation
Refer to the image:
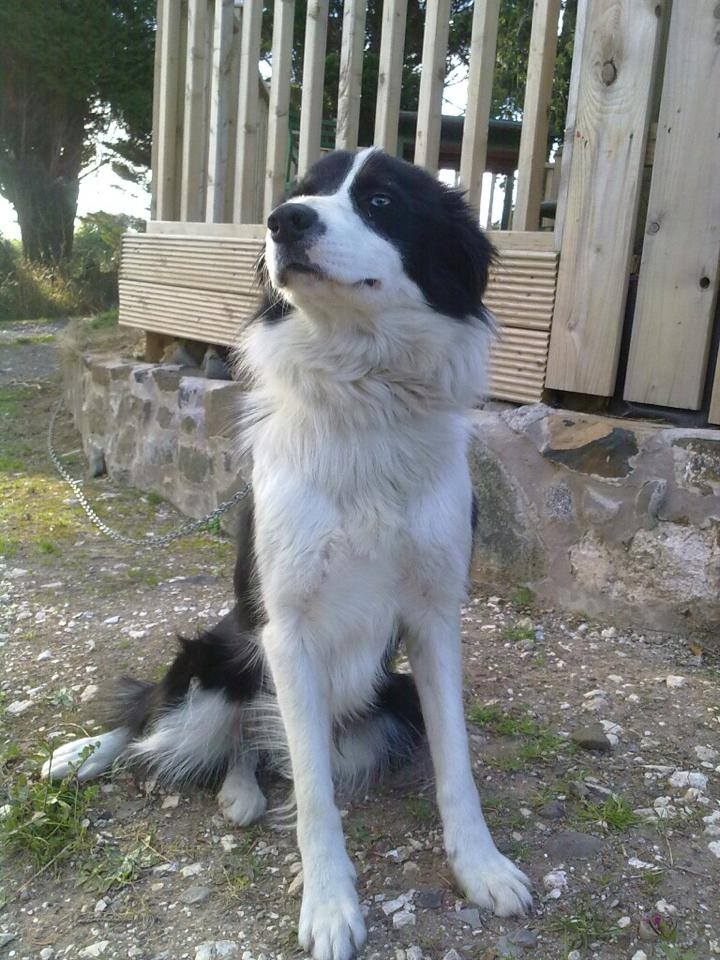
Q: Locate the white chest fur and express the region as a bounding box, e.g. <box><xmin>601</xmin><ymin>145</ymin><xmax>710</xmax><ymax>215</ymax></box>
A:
<box><xmin>239</xmin><ymin>307</ymin><xmax>487</xmax><ymax>716</ymax></box>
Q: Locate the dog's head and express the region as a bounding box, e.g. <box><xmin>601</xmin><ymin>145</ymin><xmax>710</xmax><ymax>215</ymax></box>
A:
<box><xmin>261</xmin><ymin>148</ymin><xmax>494</xmax><ymax>323</ymax></box>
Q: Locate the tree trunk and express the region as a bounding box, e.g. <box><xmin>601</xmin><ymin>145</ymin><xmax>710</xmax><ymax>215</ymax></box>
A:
<box><xmin>13</xmin><ymin>160</ymin><xmax>80</xmax><ymax>264</ymax></box>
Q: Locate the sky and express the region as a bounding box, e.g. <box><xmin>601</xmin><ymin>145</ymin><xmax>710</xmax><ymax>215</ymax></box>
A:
<box><xmin>0</xmin><ymin>68</ymin><xmax>510</xmax><ymax>241</ymax></box>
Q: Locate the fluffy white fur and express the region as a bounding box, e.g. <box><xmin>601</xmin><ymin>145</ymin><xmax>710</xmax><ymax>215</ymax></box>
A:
<box><xmin>241</xmin><ymin>148</ymin><xmax>532</xmax><ymax>960</ymax></box>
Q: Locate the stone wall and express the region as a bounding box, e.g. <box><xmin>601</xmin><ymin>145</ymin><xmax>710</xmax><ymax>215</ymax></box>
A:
<box><xmin>65</xmin><ymin>353</ymin><xmax>720</xmax><ymax>640</ymax></box>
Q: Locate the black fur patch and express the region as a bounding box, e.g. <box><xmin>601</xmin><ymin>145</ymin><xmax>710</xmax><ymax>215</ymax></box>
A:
<box><xmin>348</xmin><ymin>151</ymin><xmax>495</xmax><ymax>321</ymax></box>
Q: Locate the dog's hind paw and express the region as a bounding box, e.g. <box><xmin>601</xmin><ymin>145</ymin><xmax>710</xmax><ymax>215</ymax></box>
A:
<box><xmin>217</xmin><ymin>763</ymin><xmax>267</xmax><ymax>826</ymax></box>
<box><xmin>454</xmin><ymin>848</ymin><xmax>533</xmax><ymax>918</ymax></box>
<box><xmin>299</xmin><ymin>879</ymin><xmax>366</xmax><ymax>960</ymax></box>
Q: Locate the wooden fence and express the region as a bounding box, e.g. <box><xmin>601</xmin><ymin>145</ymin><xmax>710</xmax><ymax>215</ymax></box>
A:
<box><xmin>120</xmin><ymin>0</ymin><xmax>720</xmax><ymax>424</ymax></box>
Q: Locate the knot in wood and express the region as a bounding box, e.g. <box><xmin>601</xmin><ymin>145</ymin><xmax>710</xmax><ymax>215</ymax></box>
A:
<box><xmin>601</xmin><ymin>59</ymin><xmax>617</xmax><ymax>85</ymax></box>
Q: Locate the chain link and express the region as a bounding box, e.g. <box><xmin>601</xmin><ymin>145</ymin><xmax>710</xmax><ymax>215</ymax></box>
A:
<box><xmin>48</xmin><ymin>397</ymin><xmax>252</xmax><ymax>547</ymax></box>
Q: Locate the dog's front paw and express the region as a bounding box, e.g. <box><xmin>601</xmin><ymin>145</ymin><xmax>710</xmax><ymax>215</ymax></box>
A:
<box><xmin>454</xmin><ymin>847</ymin><xmax>533</xmax><ymax>918</ymax></box>
<box><xmin>299</xmin><ymin>878</ymin><xmax>366</xmax><ymax>960</ymax></box>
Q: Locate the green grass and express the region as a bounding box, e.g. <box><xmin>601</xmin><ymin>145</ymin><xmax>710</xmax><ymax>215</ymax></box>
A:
<box><xmin>503</xmin><ymin>623</ymin><xmax>535</xmax><ymax>642</ymax></box>
<box><xmin>12</xmin><ymin>332</ymin><xmax>55</xmax><ymax>345</ymax></box>
<box><xmin>469</xmin><ymin>704</ymin><xmax>565</xmax><ymax>770</ymax></box>
<box><xmin>78</xmin><ymin>834</ymin><xmax>160</xmax><ymax>893</ymax></box>
<box><xmin>404</xmin><ymin>796</ymin><xmax>435</xmax><ymax>822</ymax></box>
<box><xmin>1</xmin><ymin>741</ymin><xmax>100</xmax><ymax>870</ymax></box>
<box><xmin>511</xmin><ymin>585</ymin><xmax>535</xmax><ymax>608</ymax></box>
<box><xmin>577</xmin><ymin>795</ymin><xmax>639</xmax><ymax>833</ymax></box>
<box><xmin>548</xmin><ymin>897</ymin><xmax>615</xmax><ymax>950</ymax></box>
<box><xmin>146</xmin><ymin>490</ymin><xmax>163</xmax><ymax>507</ymax></box>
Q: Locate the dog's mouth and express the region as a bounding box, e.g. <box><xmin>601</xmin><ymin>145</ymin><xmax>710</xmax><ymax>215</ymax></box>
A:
<box><xmin>281</xmin><ymin>262</ymin><xmax>380</xmax><ymax>290</ymax></box>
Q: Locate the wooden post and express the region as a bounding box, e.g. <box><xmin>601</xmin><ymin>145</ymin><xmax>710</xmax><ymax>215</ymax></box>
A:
<box><xmin>710</xmin><ymin>359</ymin><xmax>720</xmax><ymax>425</ymax></box>
<box><xmin>513</xmin><ymin>0</ymin><xmax>561</xmax><ymax>231</ymax></box>
<box><xmin>545</xmin><ymin>0</ymin><xmax>664</xmax><ymax>397</ymax></box>
<box><xmin>553</xmin><ymin>0</ymin><xmax>587</xmax><ymax>250</ymax></box>
<box><xmin>624</xmin><ymin>1</ymin><xmax>720</xmax><ymax>410</ymax></box>
<box><xmin>180</xmin><ymin>0</ymin><xmax>212</xmax><ymax>222</ymax></box>
<box><xmin>297</xmin><ymin>0</ymin><xmax>330</xmax><ymax>177</ymax></box>
<box><xmin>264</xmin><ymin>0</ymin><xmax>295</xmax><ymax>217</ymax></box>
<box><xmin>414</xmin><ymin>0</ymin><xmax>451</xmax><ymax>172</ymax></box>
<box><xmin>335</xmin><ymin>0</ymin><xmax>367</xmax><ymax>151</ymax></box>
<box><xmin>373</xmin><ymin>0</ymin><xmax>408</xmax><ymax>155</ymax></box>
<box><xmin>500</xmin><ymin>173</ymin><xmax>514</xmax><ymax>230</ymax></box>
<box><xmin>206</xmin><ymin>0</ymin><xmax>241</xmax><ymax>223</ymax></box>
<box><xmin>153</xmin><ymin>0</ymin><xmax>186</xmax><ymax>220</ymax></box>
<box><xmin>233</xmin><ymin>0</ymin><xmax>264</xmax><ymax>222</ymax></box>
<box><xmin>458</xmin><ymin>0</ymin><xmax>500</xmax><ymax>210</ymax></box>
<box><xmin>485</xmin><ymin>173</ymin><xmax>496</xmax><ymax>230</ymax></box>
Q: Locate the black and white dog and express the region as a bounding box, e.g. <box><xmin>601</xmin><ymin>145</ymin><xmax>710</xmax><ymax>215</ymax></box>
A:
<box><xmin>44</xmin><ymin>149</ymin><xmax>532</xmax><ymax>959</ymax></box>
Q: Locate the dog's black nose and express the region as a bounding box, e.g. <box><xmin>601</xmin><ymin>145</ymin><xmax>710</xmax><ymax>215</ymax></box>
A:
<box><xmin>267</xmin><ymin>203</ymin><xmax>319</xmax><ymax>244</ymax></box>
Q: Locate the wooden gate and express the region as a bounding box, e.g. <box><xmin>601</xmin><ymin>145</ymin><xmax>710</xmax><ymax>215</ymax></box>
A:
<box><xmin>545</xmin><ymin>0</ymin><xmax>720</xmax><ymax>423</ymax></box>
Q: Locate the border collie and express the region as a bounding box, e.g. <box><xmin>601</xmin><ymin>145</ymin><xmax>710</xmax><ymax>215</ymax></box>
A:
<box><xmin>44</xmin><ymin>148</ymin><xmax>532</xmax><ymax>959</ymax></box>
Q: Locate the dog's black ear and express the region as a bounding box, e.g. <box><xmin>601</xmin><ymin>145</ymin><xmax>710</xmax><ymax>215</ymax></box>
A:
<box><xmin>417</xmin><ymin>186</ymin><xmax>495</xmax><ymax>322</ymax></box>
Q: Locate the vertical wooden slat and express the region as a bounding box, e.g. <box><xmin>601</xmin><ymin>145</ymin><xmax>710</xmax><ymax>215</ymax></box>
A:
<box><xmin>710</xmin><ymin>360</ymin><xmax>720</xmax><ymax>425</ymax></box>
<box><xmin>233</xmin><ymin>0</ymin><xmax>264</xmax><ymax>222</ymax></box>
<box><xmin>373</xmin><ymin>0</ymin><xmax>408</xmax><ymax>155</ymax></box>
<box><xmin>335</xmin><ymin>0</ymin><xmax>367</xmax><ymax>150</ymax></box>
<box><xmin>180</xmin><ymin>0</ymin><xmax>212</xmax><ymax>221</ymax></box>
<box><xmin>414</xmin><ymin>0</ymin><xmax>451</xmax><ymax>172</ymax></box>
<box><xmin>458</xmin><ymin>0</ymin><xmax>500</xmax><ymax>210</ymax></box>
<box><xmin>485</xmin><ymin>174</ymin><xmax>496</xmax><ymax>230</ymax></box>
<box><xmin>153</xmin><ymin>0</ymin><xmax>185</xmax><ymax>220</ymax></box>
<box><xmin>553</xmin><ymin>0</ymin><xmax>588</xmax><ymax>250</ymax></box>
<box><xmin>544</xmin><ymin>0</ymin><xmax>664</xmax><ymax>397</ymax></box>
<box><xmin>150</xmin><ymin>0</ymin><xmax>165</xmax><ymax>220</ymax></box>
<box><xmin>624</xmin><ymin>2</ymin><xmax>720</xmax><ymax>410</ymax></box>
<box><xmin>264</xmin><ymin>0</ymin><xmax>295</xmax><ymax>217</ymax></box>
<box><xmin>297</xmin><ymin>0</ymin><xmax>330</xmax><ymax>177</ymax></box>
<box><xmin>513</xmin><ymin>0</ymin><xmax>561</xmax><ymax>230</ymax></box>
<box><xmin>206</xmin><ymin>0</ymin><xmax>241</xmax><ymax>223</ymax></box>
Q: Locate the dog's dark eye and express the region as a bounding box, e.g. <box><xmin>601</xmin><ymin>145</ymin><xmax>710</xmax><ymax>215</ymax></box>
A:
<box><xmin>369</xmin><ymin>194</ymin><xmax>391</xmax><ymax>208</ymax></box>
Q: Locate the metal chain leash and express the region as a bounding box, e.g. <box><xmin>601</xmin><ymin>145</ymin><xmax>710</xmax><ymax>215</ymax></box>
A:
<box><xmin>48</xmin><ymin>397</ymin><xmax>252</xmax><ymax>547</ymax></box>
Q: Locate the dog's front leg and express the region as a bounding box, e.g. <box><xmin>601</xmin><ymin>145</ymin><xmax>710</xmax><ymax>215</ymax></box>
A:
<box><xmin>263</xmin><ymin>621</ymin><xmax>366</xmax><ymax>960</ymax></box>
<box><xmin>406</xmin><ymin>608</ymin><xmax>533</xmax><ymax>917</ymax></box>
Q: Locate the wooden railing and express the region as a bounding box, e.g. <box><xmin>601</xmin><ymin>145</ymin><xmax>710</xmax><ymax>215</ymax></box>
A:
<box><xmin>136</xmin><ymin>0</ymin><xmax>720</xmax><ymax>423</ymax></box>
<box><xmin>150</xmin><ymin>0</ymin><xmax>566</xmax><ymax>232</ymax></box>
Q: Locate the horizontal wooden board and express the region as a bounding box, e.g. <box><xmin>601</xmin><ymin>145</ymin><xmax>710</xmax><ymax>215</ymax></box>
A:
<box><xmin>120</xmin><ymin>231</ymin><xmax>558</xmax><ymax>405</ymax></box>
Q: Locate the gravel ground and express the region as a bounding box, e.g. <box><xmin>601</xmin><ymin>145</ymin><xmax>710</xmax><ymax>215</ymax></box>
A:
<box><xmin>1</xmin><ymin>319</ymin><xmax>719</xmax><ymax>960</ymax></box>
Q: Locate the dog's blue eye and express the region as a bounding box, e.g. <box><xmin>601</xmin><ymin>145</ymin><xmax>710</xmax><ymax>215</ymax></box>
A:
<box><xmin>369</xmin><ymin>195</ymin><xmax>391</xmax><ymax>207</ymax></box>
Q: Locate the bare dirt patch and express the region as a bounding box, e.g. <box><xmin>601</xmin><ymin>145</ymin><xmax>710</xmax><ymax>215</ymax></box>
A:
<box><xmin>1</xmin><ymin>321</ymin><xmax>719</xmax><ymax>960</ymax></box>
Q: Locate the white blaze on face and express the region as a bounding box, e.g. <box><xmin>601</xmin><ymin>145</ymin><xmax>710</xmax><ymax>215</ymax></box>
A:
<box><xmin>265</xmin><ymin>149</ymin><xmax>425</xmax><ymax>313</ymax></box>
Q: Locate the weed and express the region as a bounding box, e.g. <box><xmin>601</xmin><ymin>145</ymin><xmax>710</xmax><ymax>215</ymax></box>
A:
<box><xmin>503</xmin><ymin>624</ymin><xmax>535</xmax><ymax>642</ymax></box>
<box><xmin>145</xmin><ymin>490</ymin><xmax>163</xmax><ymax>507</ymax></box>
<box><xmin>1</xmin><ymin>742</ymin><xmax>99</xmax><ymax>869</ymax></box>
<box><xmin>577</xmin><ymin>795</ymin><xmax>639</xmax><ymax>833</ymax></box>
<box><xmin>548</xmin><ymin>896</ymin><xmax>614</xmax><ymax>949</ymax></box>
<box><xmin>79</xmin><ymin>835</ymin><xmax>159</xmax><ymax>893</ymax></box>
<box><xmin>404</xmin><ymin>796</ymin><xmax>435</xmax><ymax>823</ymax></box>
<box><xmin>347</xmin><ymin>821</ymin><xmax>372</xmax><ymax>844</ymax></box>
<box><xmin>221</xmin><ymin>852</ymin><xmax>262</xmax><ymax>897</ymax></box>
<box><xmin>206</xmin><ymin>516</ymin><xmax>221</xmax><ymax>535</ymax></box>
<box><xmin>38</xmin><ymin>539</ymin><xmax>59</xmax><ymax>555</ymax></box>
<box><xmin>511</xmin><ymin>585</ymin><xmax>535</xmax><ymax>608</ymax></box>
<box><xmin>469</xmin><ymin>704</ymin><xmax>565</xmax><ymax>770</ymax></box>
<box><xmin>639</xmin><ymin>867</ymin><xmax>665</xmax><ymax>893</ymax></box>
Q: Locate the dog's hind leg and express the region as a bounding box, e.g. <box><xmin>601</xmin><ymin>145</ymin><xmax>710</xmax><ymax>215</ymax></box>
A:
<box><xmin>217</xmin><ymin>751</ymin><xmax>267</xmax><ymax>825</ymax></box>
<box><xmin>41</xmin><ymin>728</ymin><xmax>130</xmax><ymax>782</ymax></box>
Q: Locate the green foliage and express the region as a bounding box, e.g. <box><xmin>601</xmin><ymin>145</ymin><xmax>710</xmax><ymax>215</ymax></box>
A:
<box><xmin>548</xmin><ymin>896</ymin><xmax>615</xmax><ymax>950</ymax></box>
<box><xmin>503</xmin><ymin>623</ymin><xmax>535</xmax><ymax>642</ymax></box>
<box><xmin>0</xmin><ymin>212</ymin><xmax>141</xmax><ymax>319</ymax></box>
<box><xmin>79</xmin><ymin>835</ymin><xmax>160</xmax><ymax>893</ymax></box>
<box><xmin>577</xmin><ymin>795</ymin><xmax>640</xmax><ymax>834</ymax></box>
<box><xmin>469</xmin><ymin>703</ymin><xmax>565</xmax><ymax>768</ymax></box>
<box><xmin>1</xmin><ymin>741</ymin><xmax>100</xmax><ymax>869</ymax></box>
<box><xmin>0</xmin><ymin>1</ymin><xmax>155</xmax><ymax>262</ymax></box>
